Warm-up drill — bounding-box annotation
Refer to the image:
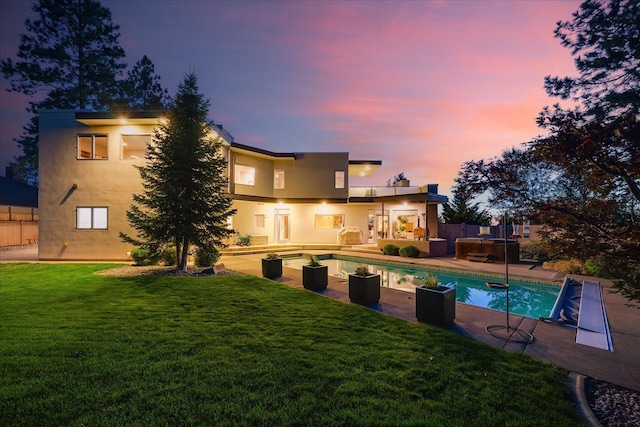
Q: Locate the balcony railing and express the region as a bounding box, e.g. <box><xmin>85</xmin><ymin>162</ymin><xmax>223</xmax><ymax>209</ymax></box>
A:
<box><xmin>348</xmin><ymin>186</ymin><xmax>431</xmax><ymax>198</ymax></box>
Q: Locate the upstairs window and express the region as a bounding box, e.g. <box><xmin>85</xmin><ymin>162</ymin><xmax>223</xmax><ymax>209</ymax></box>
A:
<box><xmin>121</xmin><ymin>134</ymin><xmax>151</xmax><ymax>159</ymax></box>
<box><xmin>235</xmin><ymin>164</ymin><xmax>255</xmax><ymax>186</ymax></box>
<box><xmin>274</xmin><ymin>169</ymin><xmax>285</xmax><ymax>189</ymax></box>
<box><xmin>335</xmin><ymin>170</ymin><xmax>345</xmax><ymax>189</ymax></box>
<box><xmin>76</xmin><ymin>207</ymin><xmax>108</xmax><ymax>229</ymax></box>
<box><xmin>77</xmin><ymin>134</ymin><xmax>108</xmax><ymax>159</ymax></box>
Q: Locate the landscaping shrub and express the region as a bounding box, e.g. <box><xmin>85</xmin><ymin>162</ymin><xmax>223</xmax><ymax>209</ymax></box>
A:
<box><xmin>382</xmin><ymin>244</ymin><xmax>400</xmax><ymax>256</ymax></box>
<box><xmin>161</xmin><ymin>246</ymin><xmax>177</xmax><ymax>266</ymax></box>
<box><xmin>129</xmin><ymin>246</ymin><xmax>158</xmax><ymax>266</ymax></box>
<box><xmin>399</xmin><ymin>245</ymin><xmax>420</xmax><ymax>258</ymax></box>
<box><xmin>519</xmin><ymin>240</ymin><xmax>554</xmax><ymax>263</ymax></box>
<box><xmin>194</xmin><ymin>247</ymin><xmax>220</xmax><ymax>267</ymax></box>
<box><xmin>236</xmin><ymin>233</ymin><xmax>250</xmax><ymax>246</ymax></box>
<box><xmin>542</xmin><ymin>259</ymin><xmax>585</xmax><ymax>275</ymax></box>
<box><xmin>584</xmin><ymin>258</ymin><xmax>611</xmax><ymax>278</ymax></box>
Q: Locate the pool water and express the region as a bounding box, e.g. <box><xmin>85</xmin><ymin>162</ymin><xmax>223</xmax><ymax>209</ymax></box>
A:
<box><xmin>283</xmin><ymin>255</ymin><xmax>559</xmax><ymax>319</ymax></box>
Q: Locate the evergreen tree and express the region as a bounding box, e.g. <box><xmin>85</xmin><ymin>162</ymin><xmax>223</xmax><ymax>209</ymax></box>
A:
<box><xmin>1</xmin><ymin>0</ymin><xmax>127</xmax><ymax>184</ymax></box>
<box><xmin>542</xmin><ymin>0</ymin><xmax>640</xmax><ymax>119</ymax></box>
<box><xmin>121</xmin><ymin>72</ymin><xmax>236</xmax><ymax>271</ymax></box>
<box><xmin>441</xmin><ymin>188</ymin><xmax>492</xmax><ymax>225</ymax></box>
<box><xmin>114</xmin><ymin>55</ymin><xmax>170</xmax><ymax>111</ymax></box>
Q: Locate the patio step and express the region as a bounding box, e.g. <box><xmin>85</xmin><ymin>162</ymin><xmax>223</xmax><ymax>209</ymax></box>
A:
<box><xmin>221</xmin><ymin>244</ymin><xmax>381</xmax><ymax>257</ymax></box>
<box><xmin>466</xmin><ymin>252</ymin><xmax>491</xmax><ymax>262</ymax></box>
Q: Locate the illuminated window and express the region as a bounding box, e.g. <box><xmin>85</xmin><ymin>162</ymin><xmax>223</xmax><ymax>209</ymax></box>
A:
<box><xmin>335</xmin><ymin>170</ymin><xmax>345</xmax><ymax>189</ymax></box>
<box><xmin>77</xmin><ymin>134</ymin><xmax>108</xmax><ymax>159</ymax></box>
<box><xmin>315</xmin><ymin>214</ymin><xmax>344</xmax><ymax>229</ymax></box>
<box><xmin>235</xmin><ymin>164</ymin><xmax>255</xmax><ymax>186</ymax></box>
<box><xmin>121</xmin><ymin>134</ymin><xmax>151</xmax><ymax>159</ymax></box>
<box><xmin>76</xmin><ymin>207</ymin><xmax>108</xmax><ymax>229</ymax></box>
<box><xmin>274</xmin><ymin>169</ymin><xmax>285</xmax><ymax>189</ymax></box>
<box><xmin>254</xmin><ymin>213</ymin><xmax>266</xmax><ymax>228</ymax></box>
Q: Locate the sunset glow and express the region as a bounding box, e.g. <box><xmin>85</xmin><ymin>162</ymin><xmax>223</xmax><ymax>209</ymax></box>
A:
<box><xmin>0</xmin><ymin>0</ymin><xmax>580</xmax><ymax>197</ymax></box>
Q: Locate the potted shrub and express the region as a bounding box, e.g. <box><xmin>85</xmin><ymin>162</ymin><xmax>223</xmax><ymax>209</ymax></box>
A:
<box><xmin>261</xmin><ymin>252</ymin><xmax>282</xmax><ymax>279</ymax></box>
<box><xmin>415</xmin><ymin>273</ymin><xmax>456</xmax><ymax>326</ymax></box>
<box><xmin>302</xmin><ymin>254</ymin><xmax>328</xmax><ymax>291</ymax></box>
<box><xmin>348</xmin><ymin>264</ymin><xmax>381</xmax><ymax>306</ymax></box>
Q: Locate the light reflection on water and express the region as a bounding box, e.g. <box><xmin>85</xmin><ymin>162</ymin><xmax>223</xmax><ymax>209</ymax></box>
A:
<box><xmin>283</xmin><ymin>257</ymin><xmax>559</xmax><ymax>319</ymax></box>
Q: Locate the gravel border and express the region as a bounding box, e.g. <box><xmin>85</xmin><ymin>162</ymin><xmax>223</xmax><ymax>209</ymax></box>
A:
<box><xmin>586</xmin><ymin>376</ymin><xmax>640</xmax><ymax>427</ymax></box>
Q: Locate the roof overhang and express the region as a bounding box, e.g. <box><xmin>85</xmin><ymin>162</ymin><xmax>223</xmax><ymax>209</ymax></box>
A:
<box><xmin>230</xmin><ymin>142</ymin><xmax>296</xmax><ymax>161</ymax></box>
<box><xmin>348</xmin><ymin>160</ymin><xmax>382</xmax><ymax>177</ymax></box>
<box><xmin>75</xmin><ymin>111</ymin><xmax>167</xmax><ymax>126</ymax></box>
<box><xmin>349</xmin><ymin>193</ymin><xmax>448</xmax><ymax>204</ymax></box>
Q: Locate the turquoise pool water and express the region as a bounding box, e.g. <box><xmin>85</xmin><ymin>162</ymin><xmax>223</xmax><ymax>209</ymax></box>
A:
<box><xmin>283</xmin><ymin>255</ymin><xmax>559</xmax><ymax>319</ymax></box>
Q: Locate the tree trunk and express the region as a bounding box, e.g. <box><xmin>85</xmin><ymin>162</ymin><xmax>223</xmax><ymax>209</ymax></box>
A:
<box><xmin>175</xmin><ymin>235</ymin><xmax>181</xmax><ymax>268</ymax></box>
<box><xmin>180</xmin><ymin>237</ymin><xmax>189</xmax><ymax>271</ymax></box>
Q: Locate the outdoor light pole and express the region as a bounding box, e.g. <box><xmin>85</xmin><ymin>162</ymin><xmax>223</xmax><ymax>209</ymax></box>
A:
<box><xmin>504</xmin><ymin>213</ymin><xmax>510</xmax><ymax>330</ymax></box>
<box><xmin>485</xmin><ymin>212</ymin><xmax>534</xmax><ymax>344</ymax></box>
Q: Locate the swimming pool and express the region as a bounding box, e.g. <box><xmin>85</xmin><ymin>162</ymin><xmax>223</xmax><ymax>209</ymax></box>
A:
<box><xmin>283</xmin><ymin>255</ymin><xmax>559</xmax><ymax>319</ymax></box>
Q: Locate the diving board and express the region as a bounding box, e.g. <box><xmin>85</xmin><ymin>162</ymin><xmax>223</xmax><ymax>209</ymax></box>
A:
<box><xmin>576</xmin><ymin>280</ymin><xmax>613</xmax><ymax>351</ymax></box>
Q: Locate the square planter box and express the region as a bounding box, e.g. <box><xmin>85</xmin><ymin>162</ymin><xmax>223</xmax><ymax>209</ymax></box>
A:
<box><xmin>303</xmin><ymin>265</ymin><xmax>328</xmax><ymax>291</ymax></box>
<box><xmin>348</xmin><ymin>274</ymin><xmax>381</xmax><ymax>306</ymax></box>
<box><xmin>416</xmin><ymin>285</ymin><xmax>456</xmax><ymax>326</ymax></box>
<box><xmin>261</xmin><ymin>257</ymin><xmax>282</xmax><ymax>279</ymax></box>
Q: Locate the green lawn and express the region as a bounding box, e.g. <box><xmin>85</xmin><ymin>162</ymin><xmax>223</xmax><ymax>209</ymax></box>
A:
<box><xmin>0</xmin><ymin>263</ymin><xmax>581</xmax><ymax>426</ymax></box>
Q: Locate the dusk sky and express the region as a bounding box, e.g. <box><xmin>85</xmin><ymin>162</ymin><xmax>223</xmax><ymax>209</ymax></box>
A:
<box><xmin>0</xmin><ymin>0</ymin><xmax>580</xmax><ymax>198</ymax></box>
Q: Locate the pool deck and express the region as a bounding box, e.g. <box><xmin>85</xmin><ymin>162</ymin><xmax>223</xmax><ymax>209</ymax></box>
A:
<box><xmin>219</xmin><ymin>249</ymin><xmax>640</xmax><ymax>394</ymax></box>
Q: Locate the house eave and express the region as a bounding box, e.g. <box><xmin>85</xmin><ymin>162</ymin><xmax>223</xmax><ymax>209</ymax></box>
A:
<box><xmin>75</xmin><ymin>110</ymin><xmax>167</xmax><ymax>126</ymax></box>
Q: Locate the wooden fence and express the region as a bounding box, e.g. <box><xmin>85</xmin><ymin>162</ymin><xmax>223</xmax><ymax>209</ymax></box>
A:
<box><xmin>0</xmin><ymin>221</ymin><xmax>39</xmax><ymax>247</ymax></box>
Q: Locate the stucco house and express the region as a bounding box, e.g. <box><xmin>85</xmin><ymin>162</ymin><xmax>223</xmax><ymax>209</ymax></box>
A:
<box><xmin>38</xmin><ymin>109</ymin><xmax>448</xmax><ymax>260</ymax></box>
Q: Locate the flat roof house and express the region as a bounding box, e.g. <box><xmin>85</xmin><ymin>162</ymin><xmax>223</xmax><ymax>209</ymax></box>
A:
<box><xmin>38</xmin><ymin>110</ymin><xmax>447</xmax><ymax>260</ymax></box>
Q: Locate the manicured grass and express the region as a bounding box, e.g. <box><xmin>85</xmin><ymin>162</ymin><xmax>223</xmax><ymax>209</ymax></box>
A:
<box><xmin>0</xmin><ymin>263</ymin><xmax>581</xmax><ymax>426</ymax></box>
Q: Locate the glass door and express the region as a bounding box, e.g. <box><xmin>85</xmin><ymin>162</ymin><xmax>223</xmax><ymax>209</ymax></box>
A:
<box><xmin>376</xmin><ymin>211</ymin><xmax>389</xmax><ymax>240</ymax></box>
<box><xmin>276</xmin><ymin>210</ymin><xmax>290</xmax><ymax>243</ymax></box>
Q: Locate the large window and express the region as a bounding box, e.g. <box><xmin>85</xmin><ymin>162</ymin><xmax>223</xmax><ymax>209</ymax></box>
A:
<box><xmin>335</xmin><ymin>170</ymin><xmax>345</xmax><ymax>189</ymax></box>
<box><xmin>274</xmin><ymin>169</ymin><xmax>285</xmax><ymax>189</ymax></box>
<box><xmin>235</xmin><ymin>164</ymin><xmax>255</xmax><ymax>186</ymax></box>
<box><xmin>76</xmin><ymin>207</ymin><xmax>108</xmax><ymax>229</ymax></box>
<box><xmin>77</xmin><ymin>134</ymin><xmax>108</xmax><ymax>159</ymax></box>
<box><xmin>315</xmin><ymin>214</ymin><xmax>344</xmax><ymax>229</ymax></box>
<box><xmin>121</xmin><ymin>134</ymin><xmax>150</xmax><ymax>159</ymax></box>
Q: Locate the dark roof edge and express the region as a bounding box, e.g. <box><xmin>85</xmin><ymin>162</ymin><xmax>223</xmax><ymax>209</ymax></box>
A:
<box><xmin>75</xmin><ymin>111</ymin><xmax>166</xmax><ymax>119</ymax></box>
<box><xmin>230</xmin><ymin>142</ymin><xmax>295</xmax><ymax>158</ymax></box>
<box><xmin>349</xmin><ymin>160</ymin><xmax>382</xmax><ymax>165</ymax></box>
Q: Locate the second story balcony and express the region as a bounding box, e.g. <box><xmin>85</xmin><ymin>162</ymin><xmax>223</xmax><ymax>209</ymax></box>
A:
<box><xmin>349</xmin><ymin>184</ymin><xmax>444</xmax><ymax>200</ymax></box>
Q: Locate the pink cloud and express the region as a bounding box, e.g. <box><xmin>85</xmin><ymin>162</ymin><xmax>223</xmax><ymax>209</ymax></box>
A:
<box><xmin>0</xmin><ymin>0</ymin><xmax>584</xmax><ymax>197</ymax></box>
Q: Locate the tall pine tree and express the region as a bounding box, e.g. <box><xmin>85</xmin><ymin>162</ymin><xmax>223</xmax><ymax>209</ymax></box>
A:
<box><xmin>1</xmin><ymin>0</ymin><xmax>127</xmax><ymax>184</ymax></box>
<box><xmin>114</xmin><ymin>55</ymin><xmax>170</xmax><ymax>111</ymax></box>
<box><xmin>121</xmin><ymin>72</ymin><xmax>236</xmax><ymax>271</ymax></box>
